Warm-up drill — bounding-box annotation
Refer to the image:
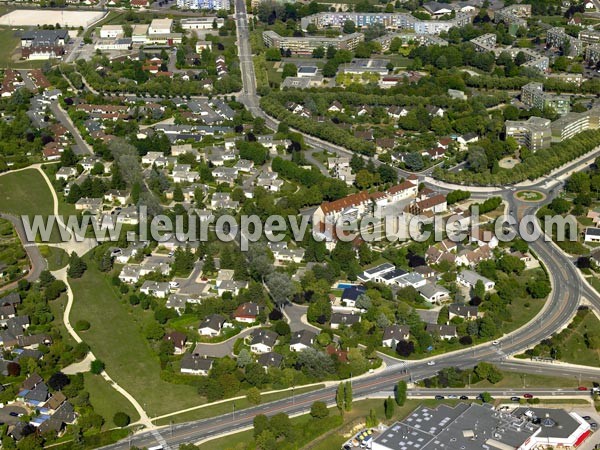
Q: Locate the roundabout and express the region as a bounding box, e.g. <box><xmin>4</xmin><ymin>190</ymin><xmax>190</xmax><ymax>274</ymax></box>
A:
<box><xmin>515</xmin><ymin>190</ymin><xmax>546</xmax><ymax>202</ymax></box>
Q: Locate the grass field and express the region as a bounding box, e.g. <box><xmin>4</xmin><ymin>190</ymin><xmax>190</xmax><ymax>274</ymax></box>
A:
<box><xmin>472</xmin><ymin>371</ymin><xmax>596</xmax><ymax>389</ymax></box>
<box><xmin>84</xmin><ymin>373</ymin><xmax>141</xmax><ymax>429</ymax></box>
<box><xmin>153</xmin><ymin>385</ymin><xmax>325</xmax><ymax>426</ymax></box>
<box><xmin>48</xmin><ymin>292</ymin><xmax>78</xmax><ymax>348</ymax></box>
<box><xmin>0</xmin><ymin>28</ymin><xmax>19</xmax><ymax>67</ymax></box>
<box><xmin>39</xmin><ymin>245</ymin><xmax>69</xmax><ymax>271</ymax></box>
<box><xmin>0</xmin><ymin>169</ymin><xmax>53</xmax><ymax>217</ymax></box>
<box><xmin>557</xmin><ymin>311</ymin><xmax>600</xmax><ymax>367</ymax></box>
<box><xmin>69</xmin><ymin>262</ymin><xmax>201</xmax><ymax>417</ymax></box>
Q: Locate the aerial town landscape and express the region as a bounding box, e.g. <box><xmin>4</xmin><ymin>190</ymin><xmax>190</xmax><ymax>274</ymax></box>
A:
<box><xmin>1</xmin><ymin>0</ymin><xmax>600</xmax><ymax>448</ymax></box>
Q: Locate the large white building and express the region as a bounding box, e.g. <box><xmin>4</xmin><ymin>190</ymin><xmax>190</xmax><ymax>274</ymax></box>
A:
<box><xmin>180</xmin><ymin>17</ymin><xmax>224</xmax><ymax>29</ymax></box>
<box><xmin>177</xmin><ymin>0</ymin><xmax>230</xmax><ymax>10</ymax></box>
<box><xmin>149</xmin><ymin>18</ymin><xmax>173</xmax><ymax>35</ymax></box>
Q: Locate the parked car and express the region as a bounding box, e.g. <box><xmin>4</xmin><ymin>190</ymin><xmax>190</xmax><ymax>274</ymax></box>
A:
<box><xmin>583</xmin><ymin>416</ymin><xmax>592</xmax><ymax>421</ymax></box>
<box><xmin>435</xmin><ymin>395</ymin><xmax>445</xmax><ymax>400</ymax></box>
<box><xmin>591</xmin><ymin>422</ymin><xmax>598</xmax><ymax>429</ymax></box>
<box><xmin>577</xmin><ymin>386</ymin><xmax>588</xmax><ymax>391</ymax></box>
<box><xmin>460</xmin><ymin>395</ymin><xmax>469</xmax><ymax>400</ymax></box>
<box><xmin>511</xmin><ymin>396</ymin><xmax>520</xmax><ymax>402</ymax></box>
<box><xmin>447</xmin><ymin>395</ymin><xmax>457</xmax><ymax>399</ymax></box>
<box><xmin>523</xmin><ymin>393</ymin><xmax>533</xmax><ymax>399</ymax></box>
<box><xmin>427</xmin><ymin>361</ymin><xmax>436</xmax><ymax>366</ymax></box>
<box><xmin>8</xmin><ymin>412</ymin><xmax>18</xmax><ymax>417</ymax></box>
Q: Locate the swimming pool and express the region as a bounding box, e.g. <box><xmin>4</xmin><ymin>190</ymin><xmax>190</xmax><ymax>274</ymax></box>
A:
<box><xmin>337</xmin><ymin>283</ymin><xmax>356</xmax><ymax>289</ymax></box>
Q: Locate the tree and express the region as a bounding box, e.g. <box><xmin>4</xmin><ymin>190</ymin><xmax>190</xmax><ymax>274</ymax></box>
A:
<box><xmin>344</xmin><ymin>381</ymin><xmax>352</xmax><ymax>411</ymax></box>
<box><xmin>48</xmin><ymin>372</ymin><xmax>70</xmax><ymax>391</ymax></box>
<box><xmin>336</xmin><ymin>383</ymin><xmax>344</xmax><ymax>415</ymax></box>
<box><xmin>474</xmin><ymin>280</ymin><xmax>485</xmax><ymax>300</ymax></box>
<box><xmin>282</xmin><ymin>63</ymin><xmax>298</xmax><ymax>80</ymax></box>
<box><xmin>60</xmin><ymin>148</ymin><xmax>77</xmax><ymax>167</ymax></box>
<box><xmin>384</xmin><ymin>396</ymin><xmax>395</xmax><ymax>419</ymax></box>
<box><xmin>395</xmin><ymin>380</ymin><xmax>407</xmax><ymax>406</ymax></box>
<box><xmin>343</xmin><ymin>19</ymin><xmax>356</xmax><ymax>34</ymax></box>
<box><xmin>266</xmin><ymin>272</ymin><xmax>295</xmax><ymax>307</ymax></box>
<box><xmin>253</xmin><ymin>414</ymin><xmax>269</xmax><ymax>438</ymax></box>
<box><xmin>355</xmin><ymin>293</ymin><xmax>372</xmax><ymax>310</ymax></box>
<box><xmin>365</xmin><ymin>408</ymin><xmax>378</xmax><ymax>427</ymax></box>
<box><xmin>310</xmin><ymin>401</ymin><xmax>329</xmax><ymax>419</ymax></box>
<box><xmin>312</xmin><ymin>46</ymin><xmax>325</xmax><ymax>58</ymax></box>
<box><xmin>247</xmin><ymin>387</ymin><xmax>262</xmax><ymax>405</ymax></box>
<box><xmin>45</xmin><ymin>280</ymin><xmax>67</xmax><ymax>301</ymax></box>
<box><xmin>237</xmin><ymin>349</ymin><xmax>253</xmax><ymax>368</ymax></box>
<box><xmin>173</xmin><ymin>185</ymin><xmax>184</xmax><ymax>202</ymax></box>
<box><xmin>67</xmin><ymin>252</ymin><xmax>87</xmax><ymax>279</ymax></box>
<box><xmin>265</xmin><ymin>47</ymin><xmax>282</xmax><ymax>61</ymax></box>
<box><xmin>113</xmin><ymin>412</ymin><xmax>130</xmax><ymax>428</ymax></box>
<box><xmin>90</xmin><ymin>359</ymin><xmax>105</xmax><ymax>374</ymax></box>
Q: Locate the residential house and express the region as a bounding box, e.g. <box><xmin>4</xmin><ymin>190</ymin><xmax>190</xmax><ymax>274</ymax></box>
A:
<box><xmin>341</xmin><ymin>285</ymin><xmax>367</xmax><ymax>308</ymax></box>
<box><xmin>140</xmin><ymin>281</ymin><xmax>170</xmax><ymax>298</ymax></box>
<box><xmin>457</xmin><ymin>270</ymin><xmax>495</xmax><ymax>291</ymax></box>
<box><xmin>232</xmin><ymin>302</ymin><xmax>260</xmax><ymax>323</ymax></box>
<box><xmin>417</xmin><ymin>282</ymin><xmax>449</xmax><ymax>303</ymax></box>
<box><xmin>258</xmin><ymin>352</ymin><xmax>283</xmax><ymax>370</ymax></box>
<box><xmin>180</xmin><ymin>353</ymin><xmax>213</xmax><ymax>376</ymax></box>
<box><xmin>118</xmin><ymin>265</ymin><xmax>142</xmax><ymax>284</ymax></box>
<box><xmin>268</xmin><ymin>241</ymin><xmax>305</xmax><ymax>264</ymax></box>
<box><xmin>164</xmin><ymin>331</ymin><xmax>187</xmax><ymax>354</ymax></box>
<box><xmin>584</xmin><ymin>227</ymin><xmax>600</xmax><ymax>243</ymax></box>
<box><xmin>448</xmin><ymin>304</ymin><xmax>479</xmax><ymax>321</ymax></box>
<box><xmin>289</xmin><ymin>330</ymin><xmax>316</xmax><ymax>352</ymax></box>
<box><xmin>55</xmin><ymin>167</ymin><xmax>77</xmax><ymax>181</ymax></box>
<box><xmin>425</xmin><ymin>323</ymin><xmax>457</xmax><ymax>340</ymax></box>
<box><xmin>382</xmin><ymin>325</ymin><xmax>410</xmax><ymax>348</ymax></box>
<box><xmin>470</xmin><ymin>228</ymin><xmax>499</xmax><ymax>249</ymax></box>
<box><xmin>330</xmin><ymin>312</ymin><xmax>361</xmax><ymax>330</ymax></box>
<box><xmin>198</xmin><ymin>314</ymin><xmax>226</xmax><ymax>336</ymax></box>
<box><xmin>249</xmin><ymin>329</ymin><xmax>278</xmax><ymax>354</ymax></box>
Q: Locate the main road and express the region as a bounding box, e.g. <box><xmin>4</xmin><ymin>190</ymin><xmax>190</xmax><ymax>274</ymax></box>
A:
<box><xmin>99</xmin><ymin>2</ymin><xmax>600</xmax><ymax>448</ymax></box>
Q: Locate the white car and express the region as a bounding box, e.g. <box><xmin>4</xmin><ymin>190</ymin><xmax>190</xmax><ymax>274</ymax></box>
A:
<box><xmin>427</xmin><ymin>361</ymin><xmax>436</xmax><ymax>366</ymax></box>
<box><xmin>492</xmin><ymin>340</ymin><xmax>500</xmax><ymax>345</ymax></box>
<box><xmin>169</xmin><ymin>281</ymin><xmax>180</xmax><ymax>289</ymax></box>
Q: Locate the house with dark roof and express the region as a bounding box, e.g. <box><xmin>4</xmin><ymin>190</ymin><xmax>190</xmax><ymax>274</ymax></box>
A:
<box><xmin>0</xmin><ymin>293</ymin><xmax>21</xmax><ymax>306</ymax></box>
<box><xmin>164</xmin><ymin>332</ymin><xmax>187</xmax><ymax>354</ymax></box>
<box><xmin>289</xmin><ymin>330</ymin><xmax>316</xmax><ymax>352</ymax></box>
<box><xmin>249</xmin><ymin>329</ymin><xmax>278</xmax><ymax>354</ymax></box>
<box><xmin>180</xmin><ymin>353</ymin><xmax>213</xmax><ymax>376</ymax></box>
<box><xmin>258</xmin><ymin>352</ymin><xmax>283</xmax><ymax>370</ymax></box>
<box><xmin>341</xmin><ymin>286</ymin><xmax>367</xmax><ymax>308</ymax></box>
<box><xmin>331</xmin><ymin>312</ymin><xmax>361</xmax><ymax>330</ymax></box>
<box><xmin>426</xmin><ymin>323</ymin><xmax>457</xmax><ymax>340</ymax></box>
<box><xmin>448</xmin><ymin>304</ymin><xmax>479</xmax><ymax>321</ymax></box>
<box><xmin>382</xmin><ymin>325</ymin><xmax>410</xmax><ymax>348</ymax></box>
<box><xmin>198</xmin><ymin>314</ymin><xmax>226</xmax><ymax>337</ymax></box>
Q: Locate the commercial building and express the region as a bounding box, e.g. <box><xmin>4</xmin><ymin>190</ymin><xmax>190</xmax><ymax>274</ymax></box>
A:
<box><xmin>546</xmin><ymin>27</ymin><xmax>583</xmax><ymax>57</ymax></box>
<box><xmin>177</xmin><ymin>0</ymin><xmax>230</xmax><ymax>9</ymax></box>
<box><xmin>340</xmin><ymin>58</ymin><xmax>390</xmax><ymax>75</ymax></box>
<box><xmin>372</xmin><ymin>403</ymin><xmax>590</xmax><ymax>450</ymax></box>
<box><xmin>521</xmin><ymin>82</ymin><xmax>570</xmax><ymax>116</ymax></box>
<box><xmin>20</xmin><ymin>29</ymin><xmax>68</xmax><ymax>60</ymax></box>
<box><xmin>551</xmin><ymin>107</ymin><xmax>600</xmax><ymax>140</ymax></box>
<box><xmin>300</xmin><ymin>12</ymin><xmax>471</xmax><ymax>35</ymax></box>
<box><xmin>94</xmin><ymin>38</ymin><xmax>133</xmax><ymax>51</ymax></box>
<box><xmin>149</xmin><ymin>18</ymin><xmax>173</xmax><ymax>35</ymax></box>
<box><xmin>180</xmin><ymin>17</ymin><xmax>224</xmax><ymax>29</ymax></box>
<box><xmin>505</xmin><ymin>116</ymin><xmax>552</xmax><ymax>150</ymax></box>
<box><xmin>99</xmin><ymin>25</ymin><xmax>124</xmax><ymax>39</ymax></box>
<box><xmin>262</xmin><ymin>30</ymin><xmax>364</xmax><ymax>55</ymax></box>
<box><xmin>132</xmin><ymin>24</ymin><xmax>150</xmax><ymax>43</ymax></box>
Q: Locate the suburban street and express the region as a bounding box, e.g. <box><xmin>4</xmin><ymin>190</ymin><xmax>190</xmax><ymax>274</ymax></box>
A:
<box><xmin>95</xmin><ymin>2</ymin><xmax>600</xmax><ymax>448</ymax></box>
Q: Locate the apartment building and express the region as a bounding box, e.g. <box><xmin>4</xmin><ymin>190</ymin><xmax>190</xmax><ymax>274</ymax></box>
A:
<box><xmin>262</xmin><ymin>30</ymin><xmax>364</xmax><ymax>55</ymax></box>
<box><xmin>521</xmin><ymin>82</ymin><xmax>570</xmax><ymax>116</ymax></box>
<box><xmin>551</xmin><ymin>108</ymin><xmax>600</xmax><ymax>141</ymax></box>
<box><xmin>505</xmin><ymin>116</ymin><xmax>552</xmax><ymax>150</ymax></box>
<box><xmin>177</xmin><ymin>0</ymin><xmax>229</xmax><ymax>9</ymax></box>
<box><xmin>374</xmin><ymin>32</ymin><xmax>447</xmax><ymax>51</ymax></box>
<box><xmin>493</xmin><ymin>4</ymin><xmax>531</xmax><ymax>28</ymax></box>
<box><xmin>546</xmin><ymin>27</ymin><xmax>583</xmax><ymax>57</ymax></box>
<box><xmin>579</xmin><ymin>29</ymin><xmax>600</xmax><ymax>45</ymax></box>
<box><xmin>586</xmin><ymin>43</ymin><xmax>600</xmax><ymax>66</ymax></box>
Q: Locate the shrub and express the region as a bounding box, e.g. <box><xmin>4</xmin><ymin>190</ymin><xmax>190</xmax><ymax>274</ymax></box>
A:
<box><xmin>90</xmin><ymin>359</ymin><xmax>105</xmax><ymax>374</ymax></box>
<box><xmin>75</xmin><ymin>320</ymin><xmax>91</xmax><ymax>332</ymax></box>
<box><xmin>113</xmin><ymin>412</ymin><xmax>130</xmax><ymax>428</ymax></box>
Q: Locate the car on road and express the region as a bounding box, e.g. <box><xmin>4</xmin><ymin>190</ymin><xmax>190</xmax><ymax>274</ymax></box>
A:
<box><xmin>577</xmin><ymin>386</ymin><xmax>588</xmax><ymax>391</ymax></box>
<box><xmin>169</xmin><ymin>281</ymin><xmax>180</xmax><ymax>289</ymax></box>
<box><xmin>427</xmin><ymin>361</ymin><xmax>436</xmax><ymax>366</ymax></box>
<box><xmin>435</xmin><ymin>395</ymin><xmax>445</xmax><ymax>400</ymax></box>
<box><xmin>583</xmin><ymin>416</ymin><xmax>592</xmax><ymax>421</ymax></box>
<box><xmin>511</xmin><ymin>396</ymin><xmax>520</xmax><ymax>402</ymax></box>
<box><xmin>492</xmin><ymin>341</ymin><xmax>500</xmax><ymax>345</ymax></box>
<box><xmin>460</xmin><ymin>395</ymin><xmax>469</xmax><ymax>400</ymax></box>
<box><xmin>447</xmin><ymin>395</ymin><xmax>457</xmax><ymax>399</ymax></box>
<box><xmin>8</xmin><ymin>412</ymin><xmax>18</xmax><ymax>417</ymax></box>
<box><xmin>523</xmin><ymin>393</ymin><xmax>533</xmax><ymax>399</ymax></box>
<box><xmin>591</xmin><ymin>422</ymin><xmax>598</xmax><ymax>429</ymax></box>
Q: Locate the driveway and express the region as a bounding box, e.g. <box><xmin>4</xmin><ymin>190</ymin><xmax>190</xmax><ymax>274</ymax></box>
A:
<box><xmin>192</xmin><ymin>327</ymin><xmax>257</xmax><ymax>358</ymax></box>
<box><xmin>0</xmin><ymin>405</ymin><xmax>28</xmax><ymax>426</ymax></box>
<box><xmin>282</xmin><ymin>303</ymin><xmax>320</xmax><ymax>333</ymax></box>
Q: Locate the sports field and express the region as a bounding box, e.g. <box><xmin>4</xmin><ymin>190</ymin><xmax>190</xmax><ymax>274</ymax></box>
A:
<box><xmin>0</xmin><ymin>10</ymin><xmax>105</xmax><ymax>27</ymax></box>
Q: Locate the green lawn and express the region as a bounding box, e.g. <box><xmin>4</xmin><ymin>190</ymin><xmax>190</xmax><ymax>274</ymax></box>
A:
<box><xmin>39</xmin><ymin>245</ymin><xmax>69</xmax><ymax>271</ymax></box>
<box><xmin>69</xmin><ymin>262</ymin><xmax>201</xmax><ymax>417</ymax></box>
<box><xmin>48</xmin><ymin>292</ymin><xmax>78</xmax><ymax>348</ymax></box>
<box><xmin>0</xmin><ymin>169</ymin><xmax>53</xmax><ymax>217</ymax></box>
<box><xmin>84</xmin><ymin>373</ymin><xmax>141</xmax><ymax>429</ymax></box>
<box><xmin>153</xmin><ymin>385</ymin><xmax>325</xmax><ymax>426</ymax></box>
<box><xmin>472</xmin><ymin>371</ymin><xmax>597</xmax><ymax>389</ymax></box>
<box><xmin>0</xmin><ymin>28</ymin><xmax>21</xmax><ymax>67</ymax></box>
<box><xmin>558</xmin><ymin>311</ymin><xmax>600</xmax><ymax>367</ymax></box>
